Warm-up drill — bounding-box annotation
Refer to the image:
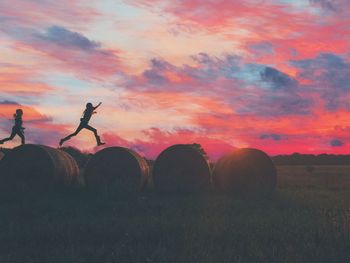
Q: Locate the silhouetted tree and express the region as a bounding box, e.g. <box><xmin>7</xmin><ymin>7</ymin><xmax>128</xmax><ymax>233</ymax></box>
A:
<box><xmin>273</xmin><ymin>154</ymin><xmax>350</xmax><ymax>165</ymax></box>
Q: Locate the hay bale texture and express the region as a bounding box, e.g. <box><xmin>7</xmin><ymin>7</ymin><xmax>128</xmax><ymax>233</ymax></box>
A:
<box><xmin>213</xmin><ymin>148</ymin><xmax>277</xmax><ymax>195</ymax></box>
<box><xmin>0</xmin><ymin>144</ymin><xmax>80</xmax><ymax>191</ymax></box>
<box><xmin>153</xmin><ymin>144</ymin><xmax>211</xmax><ymax>193</ymax></box>
<box><xmin>84</xmin><ymin>147</ymin><xmax>149</xmax><ymax>191</ymax></box>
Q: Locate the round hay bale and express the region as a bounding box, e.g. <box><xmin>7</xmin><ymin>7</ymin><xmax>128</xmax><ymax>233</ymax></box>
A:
<box><xmin>60</xmin><ymin>146</ymin><xmax>90</xmax><ymax>168</ymax></box>
<box><xmin>84</xmin><ymin>147</ymin><xmax>149</xmax><ymax>191</ymax></box>
<box><xmin>153</xmin><ymin>144</ymin><xmax>211</xmax><ymax>193</ymax></box>
<box><xmin>213</xmin><ymin>148</ymin><xmax>277</xmax><ymax>195</ymax></box>
<box><xmin>0</xmin><ymin>144</ymin><xmax>80</xmax><ymax>191</ymax></box>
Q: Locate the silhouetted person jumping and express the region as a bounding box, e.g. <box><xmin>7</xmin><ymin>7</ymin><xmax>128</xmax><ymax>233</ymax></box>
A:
<box><xmin>0</xmin><ymin>109</ymin><xmax>25</xmax><ymax>145</ymax></box>
<box><xmin>59</xmin><ymin>102</ymin><xmax>105</xmax><ymax>147</ymax></box>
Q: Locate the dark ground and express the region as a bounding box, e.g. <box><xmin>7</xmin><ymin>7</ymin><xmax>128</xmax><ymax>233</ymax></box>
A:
<box><xmin>0</xmin><ymin>165</ymin><xmax>349</xmax><ymax>263</ymax></box>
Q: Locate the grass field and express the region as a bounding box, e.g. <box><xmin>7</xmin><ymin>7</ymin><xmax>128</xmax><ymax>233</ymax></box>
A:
<box><xmin>0</xmin><ymin>165</ymin><xmax>349</xmax><ymax>263</ymax></box>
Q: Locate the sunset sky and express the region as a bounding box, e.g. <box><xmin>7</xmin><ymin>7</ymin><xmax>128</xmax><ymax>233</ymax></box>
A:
<box><xmin>1</xmin><ymin>0</ymin><xmax>350</xmax><ymax>159</ymax></box>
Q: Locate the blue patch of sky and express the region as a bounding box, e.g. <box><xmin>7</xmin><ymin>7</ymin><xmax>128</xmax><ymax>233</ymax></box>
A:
<box><xmin>232</xmin><ymin>63</ymin><xmax>275</xmax><ymax>89</ymax></box>
<box><xmin>41</xmin><ymin>74</ymin><xmax>102</xmax><ymax>113</ymax></box>
<box><xmin>276</xmin><ymin>0</ymin><xmax>328</xmax><ymax>18</ymax></box>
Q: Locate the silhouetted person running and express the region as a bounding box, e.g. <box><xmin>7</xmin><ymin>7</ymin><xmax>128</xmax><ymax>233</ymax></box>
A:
<box><xmin>0</xmin><ymin>109</ymin><xmax>25</xmax><ymax>145</ymax></box>
<box><xmin>59</xmin><ymin>102</ymin><xmax>105</xmax><ymax>147</ymax></box>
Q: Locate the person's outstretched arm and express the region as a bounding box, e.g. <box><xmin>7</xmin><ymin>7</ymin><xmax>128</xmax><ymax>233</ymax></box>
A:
<box><xmin>94</xmin><ymin>102</ymin><xmax>102</xmax><ymax>110</ymax></box>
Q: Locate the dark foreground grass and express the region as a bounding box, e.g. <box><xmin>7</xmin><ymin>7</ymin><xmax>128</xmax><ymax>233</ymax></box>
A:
<box><xmin>0</xmin><ymin>166</ymin><xmax>349</xmax><ymax>263</ymax></box>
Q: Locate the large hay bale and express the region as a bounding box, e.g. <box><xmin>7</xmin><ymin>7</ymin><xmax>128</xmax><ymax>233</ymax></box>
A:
<box><xmin>153</xmin><ymin>144</ymin><xmax>211</xmax><ymax>193</ymax></box>
<box><xmin>0</xmin><ymin>144</ymin><xmax>80</xmax><ymax>191</ymax></box>
<box><xmin>84</xmin><ymin>147</ymin><xmax>149</xmax><ymax>191</ymax></box>
<box><xmin>60</xmin><ymin>146</ymin><xmax>90</xmax><ymax>168</ymax></box>
<box><xmin>213</xmin><ymin>148</ymin><xmax>277</xmax><ymax>195</ymax></box>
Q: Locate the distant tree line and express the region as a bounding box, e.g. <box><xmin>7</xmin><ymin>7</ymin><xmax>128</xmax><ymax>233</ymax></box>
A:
<box><xmin>273</xmin><ymin>153</ymin><xmax>350</xmax><ymax>165</ymax></box>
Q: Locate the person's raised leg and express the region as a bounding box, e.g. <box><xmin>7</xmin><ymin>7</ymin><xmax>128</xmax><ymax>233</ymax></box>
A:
<box><xmin>0</xmin><ymin>128</ymin><xmax>16</xmax><ymax>144</ymax></box>
<box><xmin>59</xmin><ymin>124</ymin><xmax>83</xmax><ymax>146</ymax></box>
<box><xmin>85</xmin><ymin>125</ymin><xmax>105</xmax><ymax>146</ymax></box>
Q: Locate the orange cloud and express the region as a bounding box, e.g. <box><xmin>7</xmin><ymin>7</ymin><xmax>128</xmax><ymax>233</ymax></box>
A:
<box><xmin>0</xmin><ymin>65</ymin><xmax>54</xmax><ymax>95</ymax></box>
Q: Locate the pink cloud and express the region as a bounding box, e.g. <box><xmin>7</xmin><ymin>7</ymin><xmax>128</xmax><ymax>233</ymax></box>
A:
<box><xmin>0</xmin><ymin>0</ymin><xmax>99</xmax><ymax>27</ymax></box>
<box><xmin>131</xmin><ymin>0</ymin><xmax>350</xmax><ymax>68</ymax></box>
<box><xmin>0</xmin><ymin>64</ymin><xmax>54</xmax><ymax>95</ymax></box>
<box><xmin>0</xmin><ymin>1</ymin><xmax>124</xmax><ymax>80</ymax></box>
<box><xmin>1</xmin><ymin>26</ymin><xmax>124</xmax><ymax>79</ymax></box>
<box><xmin>101</xmin><ymin>128</ymin><xmax>235</xmax><ymax>161</ymax></box>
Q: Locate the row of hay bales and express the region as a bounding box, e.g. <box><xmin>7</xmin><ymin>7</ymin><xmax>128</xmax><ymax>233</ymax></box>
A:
<box><xmin>0</xmin><ymin>144</ymin><xmax>277</xmax><ymax>195</ymax></box>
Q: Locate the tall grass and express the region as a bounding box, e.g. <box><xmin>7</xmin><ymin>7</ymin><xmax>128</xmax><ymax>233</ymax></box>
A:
<box><xmin>0</xmin><ymin>166</ymin><xmax>349</xmax><ymax>263</ymax></box>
